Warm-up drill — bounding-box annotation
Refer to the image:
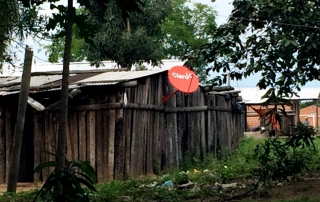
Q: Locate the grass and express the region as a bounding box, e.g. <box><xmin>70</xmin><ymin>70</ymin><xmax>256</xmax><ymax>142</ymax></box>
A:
<box><xmin>2</xmin><ymin>136</ymin><xmax>320</xmax><ymax>201</ymax></box>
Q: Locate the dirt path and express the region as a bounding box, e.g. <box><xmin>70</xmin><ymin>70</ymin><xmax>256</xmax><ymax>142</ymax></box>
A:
<box><xmin>263</xmin><ymin>179</ymin><xmax>320</xmax><ymax>201</ymax></box>
<box><xmin>0</xmin><ymin>183</ymin><xmax>43</xmax><ymax>194</ymax></box>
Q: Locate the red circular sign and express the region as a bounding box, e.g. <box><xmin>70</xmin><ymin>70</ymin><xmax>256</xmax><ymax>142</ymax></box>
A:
<box><xmin>168</xmin><ymin>66</ymin><xmax>199</xmax><ymax>93</ymax></box>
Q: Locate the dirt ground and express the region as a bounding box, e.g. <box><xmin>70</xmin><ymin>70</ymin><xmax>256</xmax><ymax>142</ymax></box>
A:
<box><xmin>259</xmin><ymin>179</ymin><xmax>320</xmax><ymax>201</ymax></box>
<box><xmin>222</xmin><ymin>178</ymin><xmax>320</xmax><ymax>201</ymax></box>
<box><xmin>0</xmin><ymin>182</ymin><xmax>43</xmax><ymax>194</ymax></box>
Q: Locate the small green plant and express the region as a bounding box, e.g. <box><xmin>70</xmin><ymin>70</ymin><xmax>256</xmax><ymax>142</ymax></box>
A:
<box><xmin>33</xmin><ymin>153</ymin><xmax>97</xmax><ymax>202</ymax></box>
<box><xmin>253</xmin><ymin>122</ymin><xmax>317</xmax><ymax>183</ymax></box>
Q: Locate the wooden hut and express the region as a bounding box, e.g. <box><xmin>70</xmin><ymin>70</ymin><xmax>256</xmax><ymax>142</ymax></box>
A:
<box><xmin>0</xmin><ymin>68</ymin><xmax>245</xmax><ymax>183</ymax></box>
<box><xmin>239</xmin><ymin>87</ymin><xmax>320</xmax><ymax>136</ymax></box>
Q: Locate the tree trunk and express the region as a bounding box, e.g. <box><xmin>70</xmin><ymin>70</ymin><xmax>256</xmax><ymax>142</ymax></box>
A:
<box><xmin>55</xmin><ymin>0</ymin><xmax>73</xmax><ymax>195</ymax></box>
<box><xmin>7</xmin><ymin>46</ymin><xmax>33</xmax><ymax>193</ymax></box>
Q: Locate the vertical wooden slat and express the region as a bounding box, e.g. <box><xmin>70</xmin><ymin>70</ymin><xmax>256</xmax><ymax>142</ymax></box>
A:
<box><xmin>66</xmin><ymin>115</ymin><xmax>72</xmax><ymax>161</ymax></box>
<box><xmin>123</xmin><ymin>89</ymin><xmax>132</xmax><ymax>177</ymax></box>
<box><xmin>130</xmin><ymin>90</ymin><xmax>138</xmax><ymax>176</ymax></box>
<box><xmin>48</xmin><ymin>113</ymin><xmax>56</xmax><ymax>173</ymax></box>
<box><xmin>87</xmin><ymin>99</ymin><xmax>96</xmax><ymax>176</ymax></box>
<box><xmin>33</xmin><ymin>113</ymin><xmax>42</xmax><ymax>182</ymax></box>
<box><xmin>145</xmin><ymin>78</ymin><xmax>153</xmax><ymax>175</ymax></box>
<box><xmin>69</xmin><ymin>112</ymin><xmax>78</xmax><ymax>161</ymax></box>
<box><xmin>192</xmin><ymin>90</ymin><xmax>200</xmax><ymax>156</ymax></box>
<box><xmin>115</xmin><ymin>90</ymin><xmax>125</xmax><ymax>180</ymax></box>
<box><xmin>164</xmin><ymin>76</ymin><xmax>178</xmax><ymax>168</ymax></box>
<box><xmin>152</xmin><ymin>77</ymin><xmax>161</xmax><ymax>174</ymax></box>
<box><xmin>107</xmin><ymin>93</ymin><xmax>117</xmax><ymax>181</ymax></box>
<box><xmin>188</xmin><ymin>94</ymin><xmax>195</xmax><ymax>155</ymax></box>
<box><xmin>102</xmin><ymin>109</ymin><xmax>109</xmax><ymax>181</ymax></box>
<box><xmin>158</xmin><ymin>75</ymin><xmax>165</xmax><ymax>171</ymax></box>
<box><xmin>5</xmin><ymin>109</ymin><xmax>12</xmax><ymax>183</ymax></box>
<box><xmin>42</xmin><ymin>112</ymin><xmax>49</xmax><ymax>180</ymax></box>
<box><xmin>79</xmin><ymin>111</ymin><xmax>86</xmax><ymax>161</ymax></box>
<box><xmin>200</xmin><ymin>91</ymin><xmax>206</xmax><ymax>157</ymax></box>
<box><xmin>0</xmin><ymin>106</ymin><xmax>5</xmax><ymax>183</ymax></box>
<box><xmin>142</xmin><ymin>85</ymin><xmax>147</xmax><ymax>175</ymax></box>
<box><xmin>96</xmin><ymin>104</ymin><xmax>104</xmax><ymax>182</ymax></box>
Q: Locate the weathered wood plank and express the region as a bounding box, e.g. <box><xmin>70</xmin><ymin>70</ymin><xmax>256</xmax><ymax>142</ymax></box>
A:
<box><xmin>145</xmin><ymin>78</ymin><xmax>153</xmax><ymax>175</ymax></box>
<box><xmin>79</xmin><ymin>111</ymin><xmax>86</xmax><ymax>161</ymax></box>
<box><xmin>42</xmin><ymin>112</ymin><xmax>50</xmax><ymax>180</ymax></box>
<box><xmin>108</xmin><ymin>99</ymin><xmax>116</xmax><ymax>181</ymax></box>
<box><xmin>192</xmin><ymin>90</ymin><xmax>200</xmax><ymax>157</ymax></box>
<box><xmin>86</xmin><ymin>99</ymin><xmax>96</xmax><ymax>175</ymax></box>
<box><xmin>199</xmin><ymin>91</ymin><xmax>206</xmax><ymax>157</ymax></box>
<box><xmin>206</xmin><ymin>95</ymin><xmax>216</xmax><ymax>153</ymax></box>
<box><xmin>66</xmin><ymin>115</ymin><xmax>72</xmax><ymax>162</ymax></box>
<box><xmin>33</xmin><ymin>113</ymin><xmax>42</xmax><ymax>182</ymax></box>
<box><xmin>115</xmin><ymin>91</ymin><xmax>125</xmax><ymax>180</ymax></box>
<box><xmin>5</xmin><ymin>109</ymin><xmax>12</xmax><ymax>183</ymax></box>
<box><xmin>123</xmin><ymin>89</ymin><xmax>132</xmax><ymax>178</ymax></box>
<box><xmin>69</xmin><ymin>112</ymin><xmax>78</xmax><ymax>161</ymax></box>
<box><xmin>96</xmin><ymin>106</ymin><xmax>104</xmax><ymax>182</ymax></box>
<box><xmin>49</xmin><ymin>103</ymin><xmax>234</xmax><ymax>112</ymax></box>
<box><xmin>0</xmin><ymin>106</ymin><xmax>5</xmax><ymax>183</ymax></box>
<box><xmin>102</xmin><ymin>109</ymin><xmax>109</xmax><ymax>181</ymax></box>
<box><xmin>48</xmin><ymin>113</ymin><xmax>56</xmax><ymax>173</ymax></box>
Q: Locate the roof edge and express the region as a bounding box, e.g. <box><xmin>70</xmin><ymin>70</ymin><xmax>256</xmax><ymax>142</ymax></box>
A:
<box><xmin>31</xmin><ymin>68</ymin><xmax>129</xmax><ymax>76</ymax></box>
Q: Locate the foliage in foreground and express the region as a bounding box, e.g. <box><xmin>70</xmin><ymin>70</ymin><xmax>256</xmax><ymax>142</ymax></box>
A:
<box><xmin>1</xmin><ymin>134</ymin><xmax>320</xmax><ymax>202</ymax></box>
<box><xmin>33</xmin><ymin>156</ymin><xmax>96</xmax><ymax>202</ymax></box>
<box><xmin>253</xmin><ymin>122</ymin><xmax>317</xmax><ymax>182</ymax></box>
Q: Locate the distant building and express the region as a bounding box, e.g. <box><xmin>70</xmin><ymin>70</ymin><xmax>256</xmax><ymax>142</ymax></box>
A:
<box><xmin>238</xmin><ymin>87</ymin><xmax>320</xmax><ymax>135</ymax></box>
<box><xmin>300</xmin><ymin>105</ymin><xmax>320</xmax><ymax>128</ymax></box>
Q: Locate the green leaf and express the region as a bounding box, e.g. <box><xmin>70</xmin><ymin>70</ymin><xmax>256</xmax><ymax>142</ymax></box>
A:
<box><xmin>72</xmin><ymin>160</ymin><xmax>97</xmax><ymax>182</ymax></box>
<box><xmin>34</xmin><ymin>161</ymin><xmax>58</xmax><ymax>173</ymax></box>
<box><xmin>75</xmin><ymin>176</ymin><xmax>97</xmax><ymax>191</ymax></box>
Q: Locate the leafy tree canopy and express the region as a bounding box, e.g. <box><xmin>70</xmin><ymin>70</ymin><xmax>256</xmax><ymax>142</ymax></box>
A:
<box><xmin>161</xmin><ymin>0</ymin><xmax>217</xmax><ymax>83</ymax></box>
<box><xmin>44</xmin><ymin>23</ymin><xmax>86</xmax><ymax>63</ymax></box>
<box><xmin>43</xmin><ymin>0</ymin><xmax>171</xmax><ymax>68</ymax></box>
<box><xmin>43</xmin><ymin>0</ymin><xmax>217</xmax><ymax>78</ymax></box>
<box><xmin>0</xmin><ymin>0</ymin><xmax>41</xmax><ymax>67</ymax></box>
<box><xmin>188</xmin><ymin>0</ymin><xmax>320</xmax><ymax>99</ymax></box>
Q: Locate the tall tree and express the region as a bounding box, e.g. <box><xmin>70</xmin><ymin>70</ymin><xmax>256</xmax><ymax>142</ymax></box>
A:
<box><xmin>54</xmin><ymin>0</ymin><xmax>73</xmax><ymax>196</ymax></box>
<box><xmin>189</xmin><ymin>0</ymin><xmax>320</xmax><ymax>97</ymax></box>
<box><xmin>44</xmin><ymin>24</ymin><xmax>86</xmax><ymax>63</ymax></box>
<box><xmin>43</xmin><ymin>0</ymin><xmax>217</xmax><ymax>81</ymax></box>
<box><xmin>82</xmin><ymin>0</ymin><xmax>172</xmax><ymax>69</ymax></box>
<box><xmin>160</xmin><ymin>0</ymin><xmax>217</xmax><ymax>83</ymax></box>
<box><xmin>15</xmin><ymin>0</ymin><xmax>170</xmax><ymax>195</ymax></box>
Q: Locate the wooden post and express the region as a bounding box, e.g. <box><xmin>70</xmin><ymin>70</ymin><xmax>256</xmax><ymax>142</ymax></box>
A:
<box><xmin>7</xmin><ymin>46</ymin><xmax>33</xmax><ymax>193</ymax></box>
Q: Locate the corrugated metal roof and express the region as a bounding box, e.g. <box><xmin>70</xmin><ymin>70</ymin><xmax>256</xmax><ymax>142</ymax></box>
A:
<box><xmin>0</xmin><ymin>69</ymin><xmax>169</xmax><ymax>96</ymax></box>
<box><xmin>78</xmin><ymin>82</ymin><xmax>119</xmax><ymax>87</ymax></box>
<box><xmin>29</xmin><ymin>75</ymin><xmax>67</xmax><ymax>87</ymax></box>
<box><xmin>75</xmin><ymin>69</ymin><xmax>167</xmax><ymax>84</ymax></box>
<box><xmin>238</xmin><ymin>87</ymin><xmax>320</xmax><ymax>104</ymax></box>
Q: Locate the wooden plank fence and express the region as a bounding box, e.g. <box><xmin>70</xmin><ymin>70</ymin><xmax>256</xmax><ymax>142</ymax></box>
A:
<box><xmin>0</xmin><ymin>73</ymin><xmax>245</xmax><ymax>183</ymax></box>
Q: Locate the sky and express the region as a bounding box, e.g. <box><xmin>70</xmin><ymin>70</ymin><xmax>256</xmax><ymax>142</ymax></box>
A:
<box><xmin>12</xmin><ymin>0</ymin><xmax>320</xmax><ymax>88</ymax></box>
